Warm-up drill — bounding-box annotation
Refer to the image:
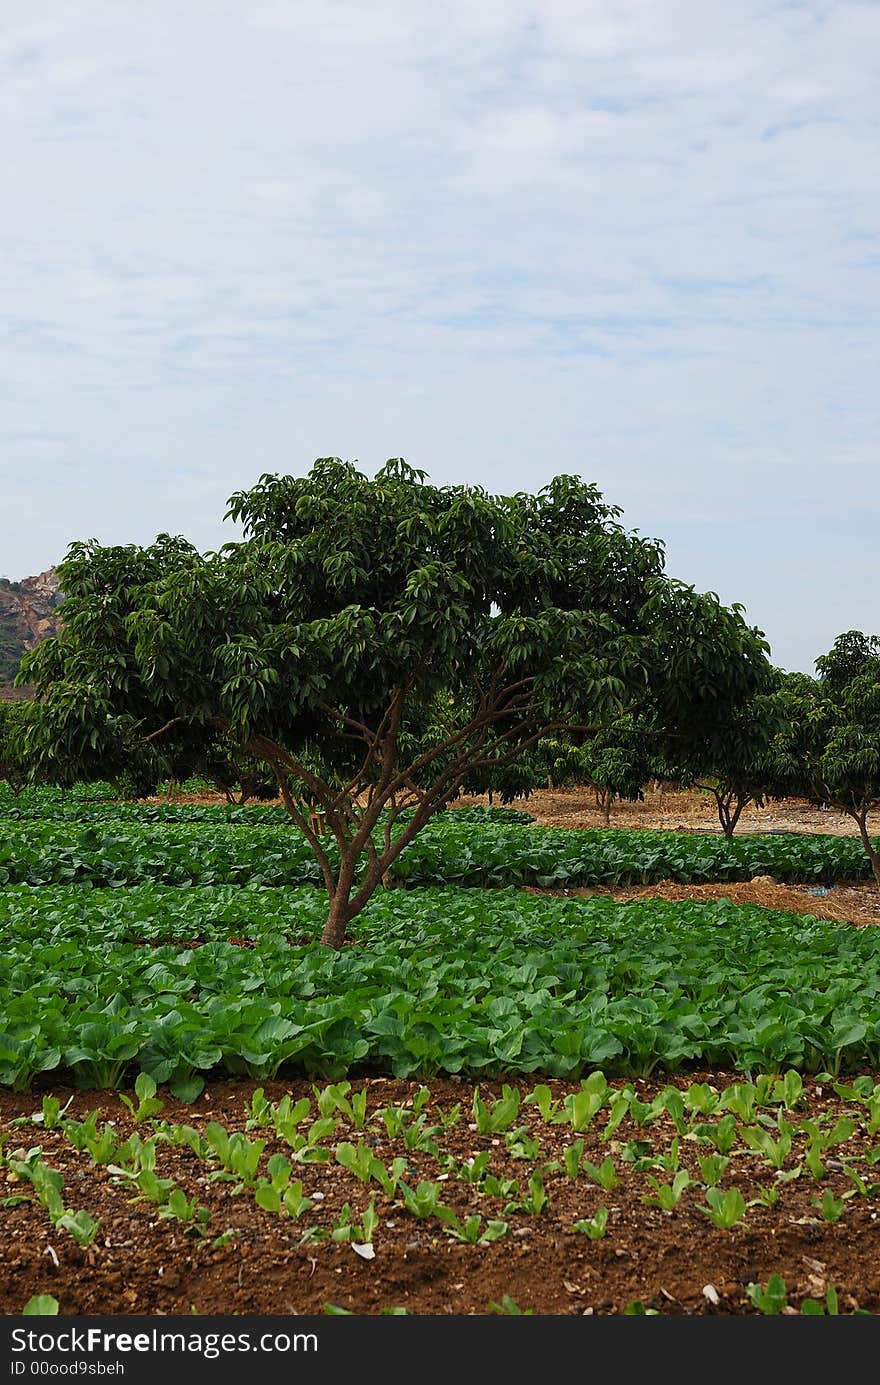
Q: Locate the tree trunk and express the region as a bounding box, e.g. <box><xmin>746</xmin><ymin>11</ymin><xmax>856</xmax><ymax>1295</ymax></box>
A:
<box><xmin>715</xmin><ymin>790</ymin><xmax>750</xmax><ymax>839</ymax></box>
<box><xmin>321</xmin><ymin>892</ymin><xmax>353</xmax><ymax>948</ymax></box>
<box><xmin>851</xmin><ymin>809</ymin><xmax>880</xmax><ymax>887</ymax></box>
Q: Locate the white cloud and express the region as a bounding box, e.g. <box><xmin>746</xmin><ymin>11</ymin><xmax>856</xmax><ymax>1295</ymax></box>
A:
<box><xmin>1</xmin><ymin>0</ymin><xmax>878</xmax><ymax>671</ymax></box>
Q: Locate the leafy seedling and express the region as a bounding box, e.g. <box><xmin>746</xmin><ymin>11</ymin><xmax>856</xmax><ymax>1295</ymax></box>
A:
<box><xmin>843</xmin><ymin>1165</ymin><xmax>880</xmax><ymax>1198</ymax></box>
<box><xmin>34</xmin><ymin>1096</ymin><xmax>73</xmax><ymax>1130</ymax></box>
<box><xmin>398</xmin><ymin>1180</ymin><xmax>444</xmax><ymax>1218</ymax></box>
<box><xmin>573</xmin><ymin>1208</ymin><xmax>609</xmax><ymax>1240</ymax></box>
<box><xmin>506</xmin><ymin>1125</ymin><xmax>540</xmax><ymax>1160</ymax></box>
<box><xmin>697</xmin><ymin>1153</ymin><xmax>729</xmax><ymax>1187</ymax></box>
<box><xmin>481</xmin><ymin>1174</ymin><xmax>520</xmax><ymax>1201</ymax></box>
<box><xmin>161</xmin><ymin>1188</ymin><xmax>211</xmax><ymax>1232</ymax></box>
<box><xmin>560</xmin><ymin>1073</ymin><xmax>608</xmax><ymax>1132</ymax></box>
<box><xmin>770</xmin><ymin>1070</ymin><xmax>804</xmax><ymax>1110</ymax></box>
<box><xmin>472</xmin><ymin>1085</ymin><xmax>520</xmax><ymax>1134</ymax></box>
<box><xmin>314</xmin><ymin>1081</ymin><xmax>368</xmax><ymax>1129</ymax></box>
<box><xmin>619</xmin><ymin>1140</ymin><xmax>654</xmax><ymax>1167</ymax></box>
<box><xmin>746</xmin><ymin>1275</ymin><xmax>788</xmax><ymax>1315</ymax></box>
<box><xmin>699</xmin><ymin>1187</ymin><xmax>747</xmax><ymax>1230</ymax></box>
<box><xmin>683</xmin><ymin>1083</ymin><xmax>719</xmax><ymax>1116</ymax></box>
<box><xmin>55</xmin><ymin>1209</ymin><xmax>100</xmax><ymax>1247</ymax></box>
<box><xmin>330</xmin><ymin>1199</ymin><xmax>379</xmax><ymax>1245</ymax></box>
<box><xmin>813</xmin><ymin>1188</ymin><xmax>845</xmax><ymax>1222</ymax></box>
<box><xmin>719</xmin><ymin>1083</ymin><xmax>758</xmax><ymax>1123</ymax></box>
<box><xmin>801</xmin><ymin>1285</ymin><xmax>840</xmax><ymax>1316</ymax></box>
<box><xmin>211</xmin><ymin>1228</ymin><xmax>238</xmax><ymax>1249</ymax></box>
<box><xmin>695</xmin><ymin>1114</ymin><xmax>738</xmax><ymax>1155</ymax></box>
<box><xmin>63</xmin><ymin>1112</ymin><xmax>118</xmax><ymax>1164</ymax></box>
<box><xmin>643</xmin><ymin>1170</ymin><xmax>690</xmax><ymax>1211</ymax></box>
<box><xmin>524</xmin><ymin>1084</ymin><xmax>562</xmax><ymax>1123</ymax></box>
<box><xmin>562</xmin><ymin>1139</ymin><xmax>585</xmax><ymax>1179</ymax></box>
<box><xmin>505</xmin><ymin>1172</ymin><xmax>548</xmax><ymax>1216</ymax></box>
<box><xmin>458</xmin><ymin>1151</ymin><xmax>492</xmax><ymax>1184</ymax></box>
<box><xmin>22</xmin><ymin>1296</ymin><xmax>59</xmax><ymax>1316</ymax></box>
<box><xmin>488</xmin><ymin>1296</ymin><xmax>532</xmax><ymax>1315</ymax></box>
<box><xmin>740</xmin><ymin>1120</ymin><xmax>792</xmax><ymax>1171</ymax></box>
<box><xmin>750</xmin><ymin>1184</ymin><xmax>781</xmax><ymax>1208</ymax></box>
<box><xmin>601</xmin><ymin>1087</ymin><xmax>633</xmax><ymax>1139</ymax></box>
<box><xmin>582</xmin><ymin>1156</ymin><xmax>619</xmax><ymax>1191</ymax></box>
<box><xmin>437</xmin><ymin>1209</ymin><xmax>509</xmax><ymax>1244</ymax></box>
<box><xmin>119</xmin><ymin>1072</ymin><xmax>165</xmax><ymax>1124</ymax></box>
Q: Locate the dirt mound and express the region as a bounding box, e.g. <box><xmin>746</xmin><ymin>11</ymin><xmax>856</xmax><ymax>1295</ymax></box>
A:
<box><xmin>524</xmin><ymin>878</ymin><xmax>880</xmax><ymax>927</ymax></box>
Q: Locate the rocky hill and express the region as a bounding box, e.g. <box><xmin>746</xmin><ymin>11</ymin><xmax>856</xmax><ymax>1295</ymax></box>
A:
<box><xmin>0</xmin><ymin>569</ymin><xmax>63</xmax><ymax>696</ymax></box>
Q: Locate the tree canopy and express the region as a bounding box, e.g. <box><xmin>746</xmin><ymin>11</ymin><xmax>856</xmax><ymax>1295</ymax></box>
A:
<box><xmin>20</xmin><ymin>458</ymin><xmax>773</xmax><ymax>944</ymax></box>
<box><xmin>0</xmin><ymin>701</ymin><xmax>35</xmax><ymax>796</ymax></box>
<box><xmin>769</xmin><ymin>634</ymin><xmax>880</xmax><ymax>882</ymax></box>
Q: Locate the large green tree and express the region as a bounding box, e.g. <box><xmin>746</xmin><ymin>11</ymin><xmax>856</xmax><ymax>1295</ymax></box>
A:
<box><xmin>0</xmin><ymin>701</ymin><xmax>35</xmax><ymax>796</ymax></box>
<box><xmin>20</xmin><ymin>458</ymin><xmax>772</xmax><ymax>945</ymax></box>
<box><xmin>770</xmin><ymin>633</ymin><xmax>880</xmax><ymax>883</ymax></box>
<box><xmin>687</xmin><ymin>687</ymin><xmax>781</xmax><ymax>838</ymax></box>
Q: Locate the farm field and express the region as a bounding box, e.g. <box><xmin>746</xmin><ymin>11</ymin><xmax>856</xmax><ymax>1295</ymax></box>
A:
<box><xmin>3</xmin><ymin>785</ymin><xmax>880</xmax><ymax>1315</ymax></box>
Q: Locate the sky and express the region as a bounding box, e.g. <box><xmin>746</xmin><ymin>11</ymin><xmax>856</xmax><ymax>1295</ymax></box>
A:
<box><xmin>2</xmin><ymin>0</ymin><xmax>878</xmax><ymax>675</ymax></box>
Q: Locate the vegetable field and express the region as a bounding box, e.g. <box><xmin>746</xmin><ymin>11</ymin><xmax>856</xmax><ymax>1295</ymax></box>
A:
<box><xmin>3</xmin><ymin>786</ymin><xmax>880</xmax><ymax>1315</ymax></box>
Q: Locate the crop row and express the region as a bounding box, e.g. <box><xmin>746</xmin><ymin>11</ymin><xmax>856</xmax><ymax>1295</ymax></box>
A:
<box><xmin>0</xmin><ymin>818</ymin><xmax>874</xmax><ymax>889</ymax></box>
<box><xmin>0</xmin><ymin>785</ymin><xmax>534</xmax><ymax>828</ymax></box>
<box><xmin>2</xmin><ymin>886</ymin><xmax>880</xmax><ymax>1088</ymax></box>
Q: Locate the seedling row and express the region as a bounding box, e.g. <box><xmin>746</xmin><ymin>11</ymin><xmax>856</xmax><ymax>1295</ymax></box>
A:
<box><xmin>4</xmin><ymin>1072</ymin><xmax>880</xmax><ymax>1314</ymax></box>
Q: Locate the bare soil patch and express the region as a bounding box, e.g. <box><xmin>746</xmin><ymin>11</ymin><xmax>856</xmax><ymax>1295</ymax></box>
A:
<box><xmin>147</xmin><ymin>784</ymin><xmax>864</xmax><ymax>838</ymax></box>
<box><xmin>452</xmin><ymin>785</ymin><xmax>864</xmax><ymax>838</ymax></box>
<box><xmin>522</xmin><ymin>879</ymin><xmax>880</xmax><ymax>928</ymax></box>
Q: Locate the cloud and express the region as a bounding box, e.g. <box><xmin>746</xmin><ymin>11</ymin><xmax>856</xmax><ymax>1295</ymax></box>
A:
<box><xmin>1</xmin><ymin>0</ymin><xmax>878</xmax><ymax>671</ymax></box>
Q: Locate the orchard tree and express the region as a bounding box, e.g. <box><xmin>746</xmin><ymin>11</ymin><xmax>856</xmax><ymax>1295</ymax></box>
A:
<box><xmin>454</xmin><ymin>752</ymin><xmax>541</xmax><ymax>807</ymax></box>
<box><xmin>536</xmin><ymin>723</ymin><xmax>655</xmax><ymax>825</ymax></box>
<box><xmin>688</xmin><ymin>687</ymin><xmax>781</xmax><ymax>838</ymax></box>
<box><xmin>0</xmin><ymin>701</ymin><xmax>35</xmax><ymax>796</ymax></box>
<box><xmin>769</xmin><ymin>634</ymin><xmax>880</xmax><ymax>884</ymax></box>
<box><xmin>20</xmin><ymin>458</ymin><xmax>772</xmax><ymax>946</ymax></box>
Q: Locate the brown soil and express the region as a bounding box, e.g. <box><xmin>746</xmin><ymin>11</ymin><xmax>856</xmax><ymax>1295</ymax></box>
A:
<box><xmin>522</xmin><ymin>880</ymin><xmax>880</xmax><ymax>928</ymax></box>
<box><xmin>3</xmin><ymin>1075</ymin><xmax>880</xmax><ymax>1318</ymax></box>
<box><xmin>453</xmin><ymin>784</ymin><xmax>867</xmax><ymax>838</ymax></box>
<box><xmin>151</xmin><ymin>784</ymin><xmax>866</xmax><ymax>838</ymax></box>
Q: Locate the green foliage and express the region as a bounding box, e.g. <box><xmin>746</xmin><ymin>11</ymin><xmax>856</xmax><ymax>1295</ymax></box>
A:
<box><xmin>699</xmin><ymin>1187</ymin><xmax>747</xmax><ymax>1229</ymax></box>
<box><xmin>488</xmin><ymin>1296</ymin><xmax>533</xmax><ymax>1315</ymax></box>
<box><xmin>6</xmin><ymin>882</ymin><xmax>880</xmax><ymax>1085</ymax></box>
<box><xmin>22</xmin><ymin>1296</ymin><xmax>59</xmax><ymax>1316</ymax></box>
<box><xmin>0</xmin><ymin>701</ymin><xmax>39</xmax><ymax>795</ymax></box>
<box><xmin>573</xmin><ymin>1208</ymin><xmax>609</xmax><ymax>1239</ymax></box>
<box><xmin>770</xmin><ymin>635</ymin><xmax>880</xmax><ymax>882</ymax></box>
<box><xmin>2</xmin><ymin>813</ymin><xmax>877</xmax><ymax>891</ymax></box>
<box><xmin>18</xmin><ymin>460</ymin><xmax>772</xmax><ymax>943</ymax></box>
<box><xmin>642</xmin><ymin>1169</ymin><xmax>690</xmax><ymax>1211</ymax></box>
<box><xmin>535</xmin><ymin>721</ymin><xmax>656</xmax><ymax>823</ymax></box>
<box><xmin>746</xmin><ymin>1274</ymin><xmax>788</xmax><ymax>1315</ymax></box>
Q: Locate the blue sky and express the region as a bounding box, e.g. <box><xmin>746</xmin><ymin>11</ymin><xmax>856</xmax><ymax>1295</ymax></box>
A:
<box><xmin>2</xmin><ymin>0</ymin><xmax>878</xmax><ymax>673</ymax></box>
